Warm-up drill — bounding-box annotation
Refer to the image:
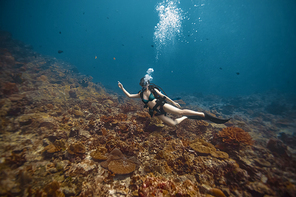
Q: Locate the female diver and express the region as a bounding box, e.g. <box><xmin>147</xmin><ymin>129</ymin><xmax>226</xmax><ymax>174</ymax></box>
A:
<box><xmin>118</xmin><ymin>78</ymin><xmax>229</xmax><ymax>126</ymax></box>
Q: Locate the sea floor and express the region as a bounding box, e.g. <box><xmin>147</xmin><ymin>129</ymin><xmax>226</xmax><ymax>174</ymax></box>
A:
<box><xmin>1</xmin><ymin>31</ymin><xmax>296</xmax><ymax>197</ymax></box>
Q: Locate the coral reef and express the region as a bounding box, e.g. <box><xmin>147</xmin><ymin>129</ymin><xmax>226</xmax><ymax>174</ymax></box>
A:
<box><xmin>90</xmin><ymin>147</ymin><xmax>108</xmax><ymax>160</ymax></box>
<box><xmin>190</xmin><ymin>138</ymin><xmax>229</xmax><ymax>159</ymax></box>
<box><xmin>266</xmin><ymin>138</ymin><xmax>288</xmax><ymax>156</ymax></box>
<box><xmin>138</xmin><ymin>174</ymin><xmax>200</xmax><ymax>196</ymax></box>
<box><xmin>215</xmin><ymin>126</ymin><xmax>253</xmax><ymax>148</ymax></box>
<box><xmin>100</xmin><ymin>148</ymin><xmax>137</xmax><ymax>175</ymax></box>
<box><xmin>67</xmin><ymin>142</ymin><xmax>86</xmax><ymax>155</ymax></box>
<box><xmin>0</xmin><ymin>31</ymin><xmax>295</xmax><ymax>197</ymax></box>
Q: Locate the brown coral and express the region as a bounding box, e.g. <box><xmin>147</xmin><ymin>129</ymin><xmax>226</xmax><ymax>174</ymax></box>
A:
<box><xmin>90</xmin><ymin>147</ymin><xmax>108</xmax><ymax>160</ymax></box>
<box><xmin>100</xmin><ymin>148</ymin><xmax>137</xmax><ymax>175</ymax></box>
<box><xmin>218</xmin><ymin>127</ymin><xmax>253</xmax><ymax>147</ymax></box>
<box><xmin>42</xmin><ymin>180</ymin><xmax>65</xmax><ymax>197</ymax></box>
<box><xmin>208</xmin><ymin>188</ymin><xmax>226</xmax><ymax>197</ymax></box>
<box><xmin>190</xmin><ymin>138</ymin><xmax>229</xmax><ymax>159</ymax></box>
<box><xmin>100</xmin><ymin>113</ymin><xmax>127</xmax><ymax>127</ymax></box>
<box><xmin>2</xmin><ymin>82</ymin><xmax>18</xmax><ymax>95</ymax></box>
<box><xmin>108</xmin><ymin>160</ymin><xmax>136</xmax><ymax>174</ymax></box>
<box><xmin>5</xmin><ymin>151</ymin><xmax>26</xmax><ymax>168</ymax></box>
<box><xmin>210</xmin><ymin>150</ymin><xmax>229</xmax><ymax>159</ymax></box>
<box><xmin>119</xmin><ymin>101</ymin><xmax>140</xmax><ymax>113</ymax></box>
<box><xmin>138</xmin><ymin>175</ymin><xmax>199</xmax><ymax>196</ymax></box>
<box><xmin>67</xmin><ymin>142</ymin><xmax>86</xmax><ymax>155</ymax></box>
<box><xmin>190</xmin><ymin>140</ymin><xmax>214</xmax><ymax>155</ymax></box>
<box><xmin>44</xmin><ymin>139</ymin><xmax>66</xmax><ymax>153</ymax></box>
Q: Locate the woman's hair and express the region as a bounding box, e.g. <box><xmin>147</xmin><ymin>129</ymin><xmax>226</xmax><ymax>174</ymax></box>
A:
<box><xmin>139</xmin><ymin>77</ymin><xmax>149</xmax><ymax>87</ymax></box>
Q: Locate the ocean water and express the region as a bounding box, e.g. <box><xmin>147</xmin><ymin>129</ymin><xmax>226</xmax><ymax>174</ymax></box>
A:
<box><xmin>1</xmin><ymin>0</ymin><xmax>295</xmax><ymax>97</ymax></box>
<box><xmin>1</xmin><ymin>1</ymin><xmax>296</xmax><ymax>196</ymax></box>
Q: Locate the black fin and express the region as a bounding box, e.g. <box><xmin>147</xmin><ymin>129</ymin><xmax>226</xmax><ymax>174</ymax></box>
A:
<box><xmin>187</xmin><ymin>112</ymin><xmax>230</xmax><ymax>124</ymax></box>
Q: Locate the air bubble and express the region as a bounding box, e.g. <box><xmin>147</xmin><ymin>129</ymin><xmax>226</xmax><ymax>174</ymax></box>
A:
<box><xmin>154</xmin><ymin>0</ymin><xmax>184</xmax><ymax>59</ymax></box>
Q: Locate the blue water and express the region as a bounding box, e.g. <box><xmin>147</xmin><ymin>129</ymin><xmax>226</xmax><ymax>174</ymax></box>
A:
<box><xmin>1</xmin><ymin>0</ymin><xmax>296</xmax><ymax>97</ymax></box>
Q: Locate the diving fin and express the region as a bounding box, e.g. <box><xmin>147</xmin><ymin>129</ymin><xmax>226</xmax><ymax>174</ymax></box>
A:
<box><xmin>187</xmin><ymin>112</ymin><xmax>230</xmax><ymax>124</ymax></box>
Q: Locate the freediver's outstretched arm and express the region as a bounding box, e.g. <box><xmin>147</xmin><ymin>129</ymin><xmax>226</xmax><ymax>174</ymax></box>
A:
<box><xmin>118</xmin><ymin>81</ymin><xmax>141</xmax><ymax>98</ymax></box>
<box><xmin>154</xmin><ymin>88</ymin><xmax>181</xmax><ymax>108</ymax></box>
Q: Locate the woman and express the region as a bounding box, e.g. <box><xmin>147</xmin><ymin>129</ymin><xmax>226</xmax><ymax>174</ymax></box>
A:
<box><xmin>118</xmin><ymin>78</ymin><xmax>229</xmax><ymax>126</ymax></box>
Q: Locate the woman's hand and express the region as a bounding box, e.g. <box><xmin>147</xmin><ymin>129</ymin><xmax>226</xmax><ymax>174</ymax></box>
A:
<box><xmin>118</xmin><ymin>81</ymin><xmax>123</xmax><ymax>89</ymax></box>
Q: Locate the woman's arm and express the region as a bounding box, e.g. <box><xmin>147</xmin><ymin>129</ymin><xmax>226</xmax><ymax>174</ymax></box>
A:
<box><xmin>154</xmin><ymin>89</ymin><xmax>181</xmax><ymax>108</ymax></box>
<box><xmin>118</xmin><ymin>81</ymin><xmax>140</xmax><ymax>98</ymax></box>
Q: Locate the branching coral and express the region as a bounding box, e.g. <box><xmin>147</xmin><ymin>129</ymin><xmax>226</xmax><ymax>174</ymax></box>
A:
<box><xmin>218</xmin><ymin>127</ymin><xmax>253</xmax><ymax>147</ymax></box>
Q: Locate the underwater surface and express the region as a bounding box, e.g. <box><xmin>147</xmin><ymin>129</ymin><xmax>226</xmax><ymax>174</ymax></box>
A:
<box><xmin>1</xmin><ymin>0</ymin><xmax>296</xmax><ymax>196</ymax></box>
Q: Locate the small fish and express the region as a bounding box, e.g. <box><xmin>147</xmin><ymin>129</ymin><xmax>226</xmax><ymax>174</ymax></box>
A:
<box><xmin>219</xmin><ymin>67</ymin><xmax>222</xmax><ymax>70</ymax></box>
<box><xmin>59</xmin><ymin>31</ymin><xmax>61</xmax><ymax>34</ymax></box>
<box><xmin>151</xmin><ymin>45</ymin><xmax>154</xmax><ymax>47</ymax></box>
<box><xmin>236</xmin><ymin>72</ymin><xmax>240</xmax><ymax>75</ymax></box>
<box><xmin>58</xmin><ymin>50</ymin><xmax>63</xmax><ymax>54</ymax></box>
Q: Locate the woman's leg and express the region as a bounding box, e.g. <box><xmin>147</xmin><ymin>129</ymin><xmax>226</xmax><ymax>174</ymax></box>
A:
<box><xmin>163</xmin><ymin>103</ymin><xmax>205</xmax><ymax>117</ymax></box>
<box><xmin>157</xmin><ymin>115</ymin><xmax>188</xmax><ymax>126</ymax></box>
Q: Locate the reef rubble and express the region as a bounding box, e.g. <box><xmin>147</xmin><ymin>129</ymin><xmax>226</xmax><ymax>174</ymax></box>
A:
<box><xmin>0</xmin><ymin>31</ymin><xmax>296</xmax><ymax>196</ymax></box>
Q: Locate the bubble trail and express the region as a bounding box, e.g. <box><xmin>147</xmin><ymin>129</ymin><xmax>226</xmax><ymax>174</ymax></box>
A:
<box><xmin>154</xmin><ymin>0</ymin><xmax>184</xmax><ymax>59</ymax></box>
<box><xmin>144</xmin><ymin>68</ymin><xmax>154</xmax><ymax>84</ymax></box>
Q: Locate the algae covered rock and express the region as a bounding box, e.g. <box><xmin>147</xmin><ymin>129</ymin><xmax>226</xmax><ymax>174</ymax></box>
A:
<box><xmin>73</xmin><ymin>110</ymin><xmax>84</xmax><ymax>117</ymax></box>
<box><xmin>90</xmin><ymin>147</ymin><xmax>108</xmax><ymax>160</ymax></box>
<box><xmin>254</xmin><ymin>158</ymin><xmax>271</xmax><ymax>167</ymax></box>
<box><xmin>108</xmin><ymin>159</ymin><xmax>136</xmax><ymax>175</ymax></box>
<box><xmin>43</xmin><ymin>180</ymin><xmax>65</xmax><ymax>197</ymax></box>
<box><xmin>210</xmin><ymin>150</ymin><xmax>229</xmax><ymax>159</ymax></box>
<box><xmin>190</xmin><ymin>138</ymin><xmax>216</xmax><ymax>155</ymax></box>
<box><xmin>100</xmin><ymin>148</ymin><xmax>137</xmax><ymax>175</ymax></box>
<box><xmin>15</xmin><ymin>114</ymin><xmax>33</xmax><ymax>126</ymax></box>
<box><xmin>44</xmin><ymin>143</ymin><xmax>59</xmax><ymax>153</ymax></box>
<box><xmin>190</xmin><ymin>138</ymin><xmax>229</xmax><ymax>159</ymax></box>
<box><xmin>43</xmin><ymin>140</ymin><xmax>66</xmax><ymax>155</ymax></box>
<box><xmin>67</xmin><ymin>142</ymin><xmax>86</xmax><ymax>155</ymax></box>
